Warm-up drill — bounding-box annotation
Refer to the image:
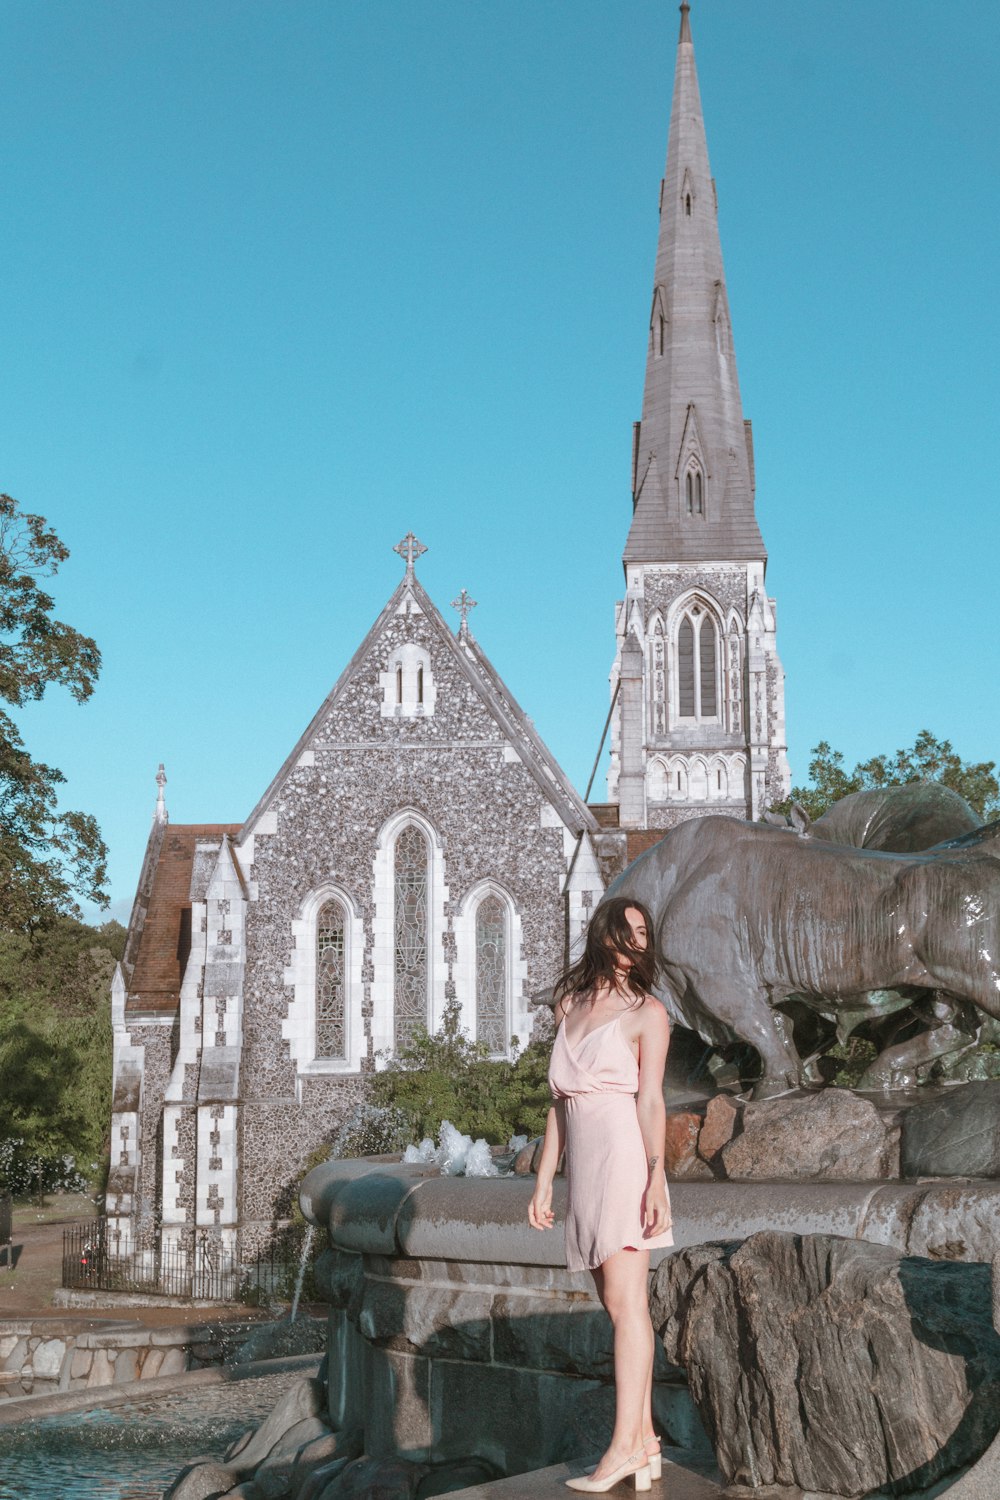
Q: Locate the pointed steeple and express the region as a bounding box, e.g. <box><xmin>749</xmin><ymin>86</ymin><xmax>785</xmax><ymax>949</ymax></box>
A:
<box><xmin>624</xmin><ymin>2</ymin><xmax>765</xmax><ymax>565</ymax></box>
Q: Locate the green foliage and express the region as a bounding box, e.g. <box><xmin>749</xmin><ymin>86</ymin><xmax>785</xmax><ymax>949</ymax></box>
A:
<box><xmin>0</xmin><ymin>916</ymin><xmax>121</xmax><ymax>1194</ymax></box>
<box><xmin>0</xmin><ymin>493</ymin><xmax>107</xmax><ymax>929</ymax></box>
<box><xmin>370</xmin><ymin>999</ymin><xmax>552</xmax><ymax>1144</ymax></box>
<box><xmin>826</xmin><ymin>1037</ymin><xmax>877</xmax><ymax>1089</ymax></box>
<box><xmin>773</xmin><ymin>731</ymin><xmax>1000</xmax><ymax>824</ymax></box>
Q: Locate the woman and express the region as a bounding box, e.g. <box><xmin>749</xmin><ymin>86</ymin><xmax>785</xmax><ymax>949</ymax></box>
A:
<box><xmin>528</xmin><ymin>897</ymin><xmax>672</xmax><ymax>1495</ymax></box>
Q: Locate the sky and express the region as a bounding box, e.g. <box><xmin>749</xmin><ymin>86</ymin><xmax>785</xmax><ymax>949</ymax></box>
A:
<box><xmin>1</xmin><ymin>0</ymin><xmax>998</xmax><ymax>923</ymax></box>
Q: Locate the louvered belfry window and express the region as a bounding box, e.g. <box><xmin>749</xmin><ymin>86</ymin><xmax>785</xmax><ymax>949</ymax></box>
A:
<box><xmin>699</xmin><ymin>615</ymin><xmax>717</xmax><ymax>717</ymax></box>
<box><xmin>394</xmin><ymin>825</ymin><xmax>429</xmax><ymax>1048</ymax></box>
<box><xmin>678</xmin><ymin>617</ymin><xmax>695</xmax><ymax>716</ymax></box>
<box><xmin>316</xmin><ymin>900</ymin><xmax>346</xmax><ymax>1059</ymax></box>
<box><xmin>476</xmin><ymin>895</ymin><xmax>507</xmax><ymax>1055</ymax></box>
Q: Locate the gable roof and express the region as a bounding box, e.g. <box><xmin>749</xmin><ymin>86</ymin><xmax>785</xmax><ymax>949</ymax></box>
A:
<box><xmin>241</xmin><ymin>570</ymin><xmax>597</xmax><ymax>839</ymax></box>
<box><xmin>125</xmin><ymin>823</ymin><xmax>239</xmax><ymax>1015</ymax></box>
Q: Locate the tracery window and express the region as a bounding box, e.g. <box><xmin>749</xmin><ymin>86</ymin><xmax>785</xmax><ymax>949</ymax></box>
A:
<box><xmin>475</xmin><ymin>896</ymin><xmax>507</xmax><ymax>1054</ymax></box>
<box><xmin>676</xmin><ymin>605</ymin><xmax>720</xmax><ymax>722</ymax></box>
<box><xmin>685</xmin><ymin>467</ymin><xmax>703</xmax><ymax>515</ymax></box>
<box><xmin>394</xmin><ymin>825</ymin><xmax>429</xmax><ymax>1047</ymax></box>
<box><xmin>316</xmin><ymin>900</ymin><xmax>346</xmax><ymax>1059</ymax></box>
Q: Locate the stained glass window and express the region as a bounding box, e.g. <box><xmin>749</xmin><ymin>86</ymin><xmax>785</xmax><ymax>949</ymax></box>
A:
<box><xmin>476</xmin><ymin>896</ymin><xmax>507</xmax><ymax>1055</ymax></box>
<box><xmin>394</xmin><ymin>825</ymin><xmax>429</xmax><ymax>1048</ymax></box>
<box><xmin>316</xmin><ymin>900</ymin><xmax>346</xmax><ymax>1059</ymax></box>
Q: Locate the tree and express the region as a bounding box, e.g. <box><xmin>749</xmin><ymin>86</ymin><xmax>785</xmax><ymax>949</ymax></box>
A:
<box><xmin>0</xmin><ymin>493</ymin><xmax>107</xmax><ymax>929</ymax></box>
<box><xmin>777</xmin><ymin>730</ymin><xmax>1000</xmax><ymax>824</ymax></box>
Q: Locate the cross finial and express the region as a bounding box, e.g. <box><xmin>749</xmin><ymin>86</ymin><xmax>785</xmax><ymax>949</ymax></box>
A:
<box><xmin>393</xmin><ymin>532</ymin><xmax>427</xmax><ymax>579</ymax></box>
<box><xmin>451</xmin><ymin>588</ymin><xmax>478</xmax><ymax>639</ymax></box>
<box><xmin>155</xmin><ymin>763</ymin><xmax>168</xmax><ymax>826</ymax></box>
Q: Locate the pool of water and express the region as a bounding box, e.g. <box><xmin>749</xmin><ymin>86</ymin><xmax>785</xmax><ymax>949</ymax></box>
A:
<box><xmin>0</xmin><ymin>1366</ymin><xmax>315</xmax><ymax>1500</ymax></box>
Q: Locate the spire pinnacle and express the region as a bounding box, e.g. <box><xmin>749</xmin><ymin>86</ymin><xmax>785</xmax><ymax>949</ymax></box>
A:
<box><xmin>154</xmin><ymin>763</ymin><xmax>168</xmax><ymax>826</ymax></box>
<box><xmin>679</xmin><ymin>1</ymin><xmax>691</xmax><ymax>44</ymax></box>
<box><xmin>393</xmin><ymin>532</ymin><xmax>427</xmax><ymax>580</ymax></box>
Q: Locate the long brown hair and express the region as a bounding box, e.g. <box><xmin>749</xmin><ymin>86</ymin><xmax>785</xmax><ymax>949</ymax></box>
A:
<box><xmin>554</xmin><ymin>896</ymin><xmax>660</xmax><ymax>1006</ymax></box>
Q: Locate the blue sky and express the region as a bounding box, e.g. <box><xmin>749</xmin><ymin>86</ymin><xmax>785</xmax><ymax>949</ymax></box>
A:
<box><xmin>2</xmin><ymin>0</ymin><xmax>998</xmax><ymax>921</ymax></box>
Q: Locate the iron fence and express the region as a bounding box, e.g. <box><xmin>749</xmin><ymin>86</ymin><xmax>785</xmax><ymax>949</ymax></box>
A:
<box><xmin>61</xmin><ymin>1220</ymin><xmax>311</xmax><ymax>1303</ymax></box>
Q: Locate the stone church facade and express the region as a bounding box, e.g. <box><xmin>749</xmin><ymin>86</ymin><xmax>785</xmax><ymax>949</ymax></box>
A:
<box><xmin>107</xmin><ymin>3</ymin><xmax>789</xmax><ymax>1257</ymax></box>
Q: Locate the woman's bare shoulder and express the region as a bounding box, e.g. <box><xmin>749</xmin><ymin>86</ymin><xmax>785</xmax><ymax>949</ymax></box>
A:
<box><xmin>638</xmin><ymin>996</ymin><xmax>670</xmax><ymax>1040</ymax></box>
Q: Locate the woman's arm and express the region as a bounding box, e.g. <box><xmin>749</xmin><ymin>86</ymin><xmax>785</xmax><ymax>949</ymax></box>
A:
<box><xmin>528</xmin><ymin>1098</ymin><xmax>566</xmax><ymax>1230</ymax></box>
<box><xmin>528</xmin><ymin>997</ymin><xmax>568</xmax><ymax>1231</ymax></box>
<box><xmin>636</xmin><ymin>1001</ymin><xmax>671</xmax><ymax>1234</ymax></box>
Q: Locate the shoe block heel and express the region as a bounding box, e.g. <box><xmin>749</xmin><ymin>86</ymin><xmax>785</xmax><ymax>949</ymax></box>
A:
<box><xmin>634</xmin><ymin>1464</ymin><xmax>652</xmax><ymax>1492</ymax></box>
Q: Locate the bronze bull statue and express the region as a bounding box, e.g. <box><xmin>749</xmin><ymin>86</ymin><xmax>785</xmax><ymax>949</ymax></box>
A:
<box><xmin>607</xmin><ymin>809</ymin><xmax>1000</xmax><ymax>1096</ymax></box>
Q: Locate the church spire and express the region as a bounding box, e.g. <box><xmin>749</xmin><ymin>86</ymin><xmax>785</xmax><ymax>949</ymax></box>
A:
<box><xmin>624</xmin><ymin>1</ymin><xmax>765</xmax><ymax>565</ymax></box>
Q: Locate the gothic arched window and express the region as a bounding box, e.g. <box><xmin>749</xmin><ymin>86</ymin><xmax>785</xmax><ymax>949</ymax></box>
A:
<box><xmin>316</xmin><ymin>899</ymin><xmax>346</xmax><ymax>1059</ymax></box>
<box><xmin>675</xmin><ymin>605</ymin><xmax>720</xmax><ymax>723</ymax></box>
<box><xmin>475</xmin><ymin>895</ymin><xmax>507</xmax><ymax>1055</ymax></box>
<box><xmin>394</xmin><ymin>825</ymin><xmax>429</xmax><ymax>1047</ymax></box>
<box><xmin>685</xmin><ymin>467</ymin><xmax>704</xmax><ymax>515</ymax></box>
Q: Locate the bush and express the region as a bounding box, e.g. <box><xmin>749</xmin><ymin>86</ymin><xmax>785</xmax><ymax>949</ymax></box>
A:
<box><xmin>371</xmin><ymin>999</ymin><xmax>552</xmax><ymax>1144</ymax></box>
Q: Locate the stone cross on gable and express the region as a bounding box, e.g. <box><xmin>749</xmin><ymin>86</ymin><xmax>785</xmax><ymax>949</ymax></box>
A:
<box><xmin>393</xmin><ymin>533</ymin><xmax>427</xmax><ymax>579</ymax></box>
<box><xmin>451</xmin><ymin>588</ymin><xmax>477</xmax><ymax>639</ymax></box>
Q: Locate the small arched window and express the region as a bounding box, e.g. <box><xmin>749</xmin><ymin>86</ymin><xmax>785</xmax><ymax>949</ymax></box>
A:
<box><xmin>395</xmin><ymin>666</ymin><xmax>403</xmax><ymax>704</ymax></box>
<box><xmin>685</xmin><ymin>466</ymin><xmax>704</xmax><ymax>515</ymax></box>
<box><xmin>685</xmin><ymin>193</ymin><xmax>692</xmax><ymax>216</ymax></box>
<box><xmin>475</xmin><ymin>895</ymin><xmax>507</xmax><ymax>1055</ymax></box>
<box><xmin>316</xmin><ymin>900</ymin><xmax>346</xmax><ymax>1059</ymax></box>
<box><xmin>417</xmin><ymin>665</ymin><xmax>424</xmax><ymax>705</ymax></box>
<box><xmin>394</xmin><ymin>825</ymin><xmax>429</xmax><ymax>1047</ymax></box>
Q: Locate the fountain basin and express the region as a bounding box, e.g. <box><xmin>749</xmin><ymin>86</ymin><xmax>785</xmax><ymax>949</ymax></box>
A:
<box><xmin>300</xmin><ymin>1159</ymin><xmax>1000</xmax><ymax>1476</ymax></box>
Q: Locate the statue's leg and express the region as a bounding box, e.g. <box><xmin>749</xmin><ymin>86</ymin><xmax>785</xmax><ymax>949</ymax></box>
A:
<box><xmin>858</xmin><ymin>995</ymin><xmax>979</xmax><ymax>1089</ymax></box>
<box><xmin>685</xmin><ymin>971</ymin><xmax>801</xmax><ymax>1098</ymax></box>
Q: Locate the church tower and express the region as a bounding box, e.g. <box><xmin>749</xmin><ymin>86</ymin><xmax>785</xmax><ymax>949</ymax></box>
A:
<box><xmin>608</xmin><ymin>2</ymin><xmax>790</xmax><ymax>829</ymax></box>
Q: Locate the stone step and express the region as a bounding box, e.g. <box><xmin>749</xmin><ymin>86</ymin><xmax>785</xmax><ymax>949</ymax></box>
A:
<box><xmin>447</xmin><ymin>1455</ymin><xmax>726</xmax><ymax>1499</ymax></box>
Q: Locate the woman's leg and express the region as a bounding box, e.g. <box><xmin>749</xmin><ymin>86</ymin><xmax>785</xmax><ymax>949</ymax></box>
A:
<box><xmin>588</xmin><ymin>1248</ymin><xmax>653</xmax><ymax>1478</ymax></box>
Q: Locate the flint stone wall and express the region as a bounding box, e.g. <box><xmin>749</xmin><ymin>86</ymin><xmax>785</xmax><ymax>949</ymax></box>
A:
<box><xmin>237</xmin><ymin>600</ymin><xmax>578</xmax><ymax>1247</ymax></box>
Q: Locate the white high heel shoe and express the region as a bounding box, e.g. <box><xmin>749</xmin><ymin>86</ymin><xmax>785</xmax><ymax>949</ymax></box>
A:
<box><xmin>585</xmin><ymin>1434</ymin><xmax>661</xmax><ymax>1482</ymax></box>
<box><xmin>565</xmin><ymin>1450</ymin><xmax>652</xmax><ymax>1492</ymax></box>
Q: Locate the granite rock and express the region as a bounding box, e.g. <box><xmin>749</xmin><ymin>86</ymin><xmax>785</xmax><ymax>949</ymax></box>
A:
<box><xmin>319</xmin><ymin>1456</ymin><xmax>430</xmax><ymax>1499</ymax></box>
<box><xmin>232</xmin><ymin>1377</ymin><xmax>325</xmax><ymax>1473</ymax></box>
<box><xmin>650</xmin><ymin>1231</ymin><xmax>1000</xmax><ymax>1494</ymax></box>
<box><xmin>664</xmin><ymin>1112</ymin><xmax>711</xmax><ymax>1179</ymax></box>
<box><xmin>720</xmin><ymin>1088</ymin><xmax>892</xmax><ymax>1181</ymax></box>
<box><xmin>165</xmin><ymin>1461</ymin><xmax>238</xmax><ymax>1500</ymax></box>
<box><xmin>901</xmin><ymin>1080</ymin><xmax>1000</xmax><ymax>1178</ymax></box>
<box><xmin>697</xmin><ymin>1094</ymin><xmax>741</xmax><ymax>1164</ymax></box>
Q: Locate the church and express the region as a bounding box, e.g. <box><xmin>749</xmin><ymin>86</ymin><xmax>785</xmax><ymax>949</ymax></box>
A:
<box><xmin>106</xmin><ymin>3</ymin><xmax>789</xmax><ymax>1259</ymax></box>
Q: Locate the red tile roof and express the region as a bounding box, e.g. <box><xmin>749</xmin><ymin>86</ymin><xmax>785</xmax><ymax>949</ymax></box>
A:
<box><xmin>127</xmin><ymin>824</ymin><xmax>240</xmax><ymax>1016</ymax></box>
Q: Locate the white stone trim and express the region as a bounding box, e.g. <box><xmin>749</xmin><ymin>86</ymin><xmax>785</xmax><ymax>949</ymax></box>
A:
<box><xmin>379</xmin><ymin>641</ymin><xmax>437</xmax><ymax>719</ymax></box>
<box><xmin>370</xmin><ymin>808</ymin><xmax>449</xmax><ymax>1065</ymax></box>
<box><xmin>283</xmin><ymin>882</ymin><xmax>365</xmax><ymax>1078</ymax></box>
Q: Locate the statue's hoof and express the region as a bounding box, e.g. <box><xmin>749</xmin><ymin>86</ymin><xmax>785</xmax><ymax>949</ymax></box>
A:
<box><xmin>752</xmin><ymin>1078</ymin><xmax>799</xmax><ymax>1101</ymax></box>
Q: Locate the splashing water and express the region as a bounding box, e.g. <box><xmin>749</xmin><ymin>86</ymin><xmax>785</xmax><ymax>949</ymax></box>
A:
<box><xmin>289</xmin><ymin>1222</ymin><xmax>316</xmax><ymax>1323</ymax></box>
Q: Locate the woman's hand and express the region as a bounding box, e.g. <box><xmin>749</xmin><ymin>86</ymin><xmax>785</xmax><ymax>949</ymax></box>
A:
<box><xmin>642</xmin><ymin>1176</ymin><xmax>671</xmax><ymax>1237</ymax></box>
<box><xmin>528</xmin><ymin>1180</ymin><xmax>555</xmax><ymax>1230</ymax></box>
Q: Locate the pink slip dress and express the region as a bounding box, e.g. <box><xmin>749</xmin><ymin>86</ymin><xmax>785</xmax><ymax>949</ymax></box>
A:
<box><xmin>549</xmin><ymin>1000</ymin><xmax>674</xmax><ymax>1273</ymax></box>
